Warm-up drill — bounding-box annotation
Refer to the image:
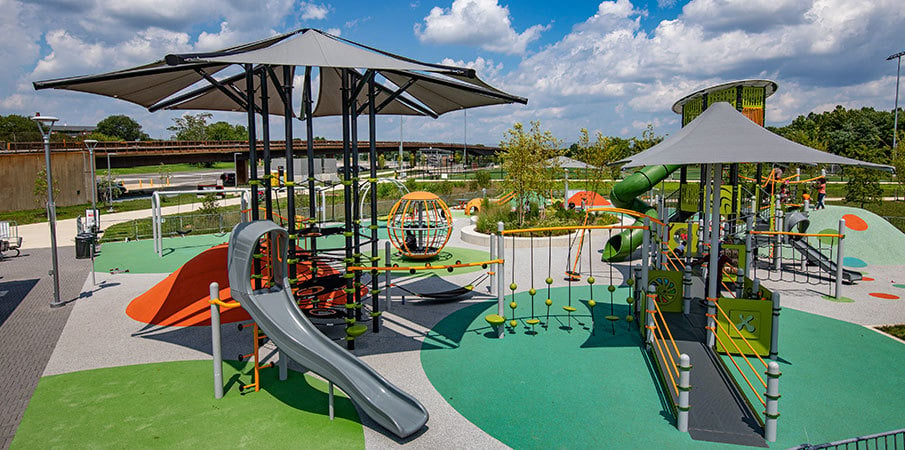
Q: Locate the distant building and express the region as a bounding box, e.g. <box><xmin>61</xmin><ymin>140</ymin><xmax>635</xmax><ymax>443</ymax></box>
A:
<box><xmin>54</xmin><ymin>125</ymin><xmax>97</xmax><ymax>138</ymax></box>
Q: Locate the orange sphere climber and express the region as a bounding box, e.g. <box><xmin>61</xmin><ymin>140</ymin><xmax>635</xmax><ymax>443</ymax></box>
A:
<box><xmin>387</xmin><ymin>191</ymin><xmax>453</xmax><ymax>259</ymax></box>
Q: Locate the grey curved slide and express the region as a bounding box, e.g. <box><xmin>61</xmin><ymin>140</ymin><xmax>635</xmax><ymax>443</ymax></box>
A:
<box><xmin>227</xmin><ymin>221</ymin><xmax>428</xmax><ymax>438</ymax></box>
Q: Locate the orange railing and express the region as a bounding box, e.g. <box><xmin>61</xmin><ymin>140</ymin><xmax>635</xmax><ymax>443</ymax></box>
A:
<box><xmin>705</xmin><ymin>297</ymin><xmax>768</xmax><ymax>408</ymax></box>
<box><xmin>646</xmin><ymin>293</ymin><xmax>682</xmax><ymax>396</ymax></box>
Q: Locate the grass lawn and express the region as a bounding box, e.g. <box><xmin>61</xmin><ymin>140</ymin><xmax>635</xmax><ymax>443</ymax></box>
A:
<box><xmin>877</xmin><ymin>324</ymin><xmax>905</xmax><ymax>341</ymax></box>
<box><xmin>108</xmin><ymin>161</ymin><xmax>235</xmax><ymax>176</ymax></box>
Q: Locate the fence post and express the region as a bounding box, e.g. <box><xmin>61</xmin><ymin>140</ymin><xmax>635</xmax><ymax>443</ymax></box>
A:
<box><xmin>770</xmin><ymin>292</ymin><xmax>781</xmax><ymax>360</ymax></box>
<box><xmin>645</xmin><ymin>290</ymin><xmax>656</xmax><ymax>347</ymax></box>
<box><xmin>736</xmin><ymin>267</ymin><xmax>744</xmax><ymax>299</ymax></box>
<box><xmin>633</xmin><ymin>264</ymin><xmax>642</xmax><ymax>316</ymax></box>
<box><xmin>489</xmin><ymin>233</ymin><xmax>496</xmax><ymax>292</ymax></box>
<box><xmin>383</xmin><ymin>240</ymin><xmax>392</xmax><ymax>312</ymax></box>
<box><xmin>641</xmin><ymin>217</ymin><xmax>650</xmax><ymax>300</ymax></box>
<box><xmin>706</xmin><ymin>298</ymin><xmax>716</xmax><ymax>348</ymax></box>
<box><xmin>682</xmin><ymin>265</ymin><xmax>692</xmax><ymax>315</ymax></box>
<box><xmin>209</xmin><ymin>282</ymin><xmax>223</xmax><ymax>399</ymax></box>
<box><xmin>677</xmin><ymin>353</ymin><xmax>692</xmax><ymax>432</ymax></box>
<box><xmin>745</xmin><ymin>214</ymin><xmax>754</xmax><ymax>280</ymax></box>
<box><xmin>764</xmin><ymin>361</ymin><xmax>781</xmax><ymax>442</ymax></box>
<box><xmin>773</xmin><ymin>208</ymin><xmax>783</xmax><ymax>271</ymax></box>
<box><xmin>686</xmin><ymin>217</ymin><xmax>694</xmax><ymax>265</ymax></box>
<box><xmin>835</xmin><ymin>219</ymin><xmax>844</xmax><ymax>300</ymax></box>
<box><xmin>497</xmin><ymin>221</ymin><xmax>505</xmax><ymax>339</ymax></box>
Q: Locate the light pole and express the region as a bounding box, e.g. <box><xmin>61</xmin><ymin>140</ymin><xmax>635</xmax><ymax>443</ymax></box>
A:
<box><xmin>888</xmin><ymin>50</ymin><xmax>905</xmax><ymax>158</ymax></box>
<box><xmin>31</xmin><ymin>113</ymin><xmax>62</xmax><ymax>308</ymax></box>
<box><xmin>105</xmin><ymin>152</ymin><xmax>117</xmax><ymax>211</ymax></box>
<box><xmin>84</xmin><ymin>139</ymin><xmax>98</xmax><ymax>286</ymax></box>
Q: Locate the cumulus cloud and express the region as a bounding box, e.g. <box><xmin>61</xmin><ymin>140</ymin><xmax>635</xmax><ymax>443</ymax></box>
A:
<box><xmin>300</xmin><ymin>2</ymin><xmax>329</xmax><ymax>20</ymax></box>
<box><xmin>415</xmin><ymin>0</ymin><xmax>549</xmax><ymax>55</ymax></box>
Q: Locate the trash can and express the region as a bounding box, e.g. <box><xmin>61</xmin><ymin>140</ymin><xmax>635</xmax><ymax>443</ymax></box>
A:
<box><xmin>75</xmin><ymin>233</ymin><xmax>94</xmax><ymax>259</ymax></box>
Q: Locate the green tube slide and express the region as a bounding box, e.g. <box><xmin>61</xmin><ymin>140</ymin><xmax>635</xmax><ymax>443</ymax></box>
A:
<box><xmin>601</xmin><ymin>164</ymin><xmax>680</xmax><ymax>262</ymax></box>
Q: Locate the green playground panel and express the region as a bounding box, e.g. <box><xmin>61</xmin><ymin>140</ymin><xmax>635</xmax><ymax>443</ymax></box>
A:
<box><xmin>679</xmin><ymin>183</ymin><xmax>700</xmax><ymax>213</ymax></box>
<box><xmin>648</xmin><ymin>270</ymin><xmax>683</xmax><ymax>313</ymax></box>
<box><xmin>714</xmin><ymin>296</ymin><xmax>772</xmax><ymax>357</ymax></box>
<box><xmin>742</xmin><ymin>277</ymin><xmax>773</xmax><ymax>301</ymax></box>
<box><xmin>667</xmin><ymin>222</ymin><xmax>699</xmax><ymax>254</ymax></box>
<box><xmin>719</xmin><ymin>185</ymin><xmax>741</xmax><ymax>216</ymax></box>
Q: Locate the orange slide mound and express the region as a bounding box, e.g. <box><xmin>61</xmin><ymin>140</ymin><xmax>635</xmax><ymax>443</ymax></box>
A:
<box><xmin>127</xmin><ymin>244</ymin><xmax>249</xmax><ymax>327</ymax></box>
<box><xmin>568</xmin><ymin>190</ymin><xmax>611</xmax><ymax>208</ymax></box>
<box><xmin>128</xmin><ymin>244</ymin><xmax>366</xmax><ymax>327</ymax></box>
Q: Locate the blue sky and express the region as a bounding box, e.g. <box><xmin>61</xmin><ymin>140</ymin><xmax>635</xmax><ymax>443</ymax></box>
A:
<box><xmin>2</xmin><ymin>0</ymin><xmax>903</xmax><ymax>145</ymax></box>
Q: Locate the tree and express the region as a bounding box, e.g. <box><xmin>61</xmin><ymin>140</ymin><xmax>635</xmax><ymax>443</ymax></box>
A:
<box><xmin>844</xmin><ymin>145</ymin><xmax>884</xmax><ymax>207</ymax></box>
<box><xmin>96</xmin><ymin>115</ymin><xmax>149</xmax><ymax>141</ymax></box>
<box><xmin>206</xmin><ymin>121</ymin><xmax>247</xmax><ymax>140</ymax></box>
<box><xmin>168</xmin><ymin>113</ymin><xmax>213</xmax><ymax>140</ymax></box>
<box><xmin>499</xmin><ymin>121</ymin><xmax>561</xmax><ymax>225</ymax></box>
<box><xmin>33</xmin><ymin>168</ymin><xmax>61</xmax><ymax>208</ymax></box>
<box><xmin>574</xmin><ymin>128</ymin><xmax>610</xmax><ymax>195</ymax></box>
<box><xmin>0</xmin><ymin>114</ymin><xmax>41</xmax><ymax>142</ymax></box>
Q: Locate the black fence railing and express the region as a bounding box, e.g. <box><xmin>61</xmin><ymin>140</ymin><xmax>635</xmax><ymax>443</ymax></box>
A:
<box><xmin>792</xmin><ymin>428</ymin><xmax>905</xmax><ymax>449</ymax></box>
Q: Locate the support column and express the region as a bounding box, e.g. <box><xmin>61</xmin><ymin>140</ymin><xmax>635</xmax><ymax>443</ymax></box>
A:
<box><xmin>835</xmin><ymin>219</ymin><xmax>845</xmax><ymax>300</ymax></box>
<box><xmin>282</xmin><ymin>65</ymin><xmax>297</xmax><ymax>293</ymax></box>
<box><xmin>497</xmin><ymin>222</ymin><xmax>505</xmax><ymax>339</ymax></box>
<box><xmin>367</xmin><ymin>74</ymin><xmax>380</xmax><ymax>332</ymax></box>
<box><xmin>677</xmin><ymin>353</ymin><xmax>691</xmax><ymax>432</ymax></box>
<box><xmin>341</xmin><ymin>69</ymin><xmax>355</xmax><ymax>350</ymax></box>
<box><xmin>260</xmin><ymin>68</ymin><xmax>273</xmax><ymax>220</ymax></box>
<box><xmin>209</xmin><ymin>282</ymin><xmax>223</xmax><ymax>399</ymax></box>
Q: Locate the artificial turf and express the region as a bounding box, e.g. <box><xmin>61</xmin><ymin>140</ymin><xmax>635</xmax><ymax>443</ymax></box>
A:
<box><xmin>12</xmin><ymin>360</ymin><xmax>364</xmax><ymax>449</ymax></box>
<box><xmin>421</xmin><ymin>286</ymin><xmax>905</xmax><ymax>448</ymax></box>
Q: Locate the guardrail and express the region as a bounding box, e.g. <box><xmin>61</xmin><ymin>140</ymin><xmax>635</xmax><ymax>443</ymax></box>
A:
<box><xmin>644</xmin><ymin>291</ymin><xmax>692</xmax><ymax>432</ymax></box>
<box><xmin>706</xmin><ymin>297</ymin><xmax>781</xmax><ymax>441</ymax></box>
<box><xmin>792</xmin><ymin>428</ymin><xmax>905</xmax><ymax>449</ymax></box>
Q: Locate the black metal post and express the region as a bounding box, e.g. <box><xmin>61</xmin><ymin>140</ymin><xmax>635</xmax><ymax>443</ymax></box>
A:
<box><xmin>368</xmin><ymin>74</ymin><xmax>380</xmax><ymax>332</ymax></box>
<box><xmin>341</xmin><ymin>69</ymin><xmax>355</xmax><ymax>349</ymax></box>
<box><xmin>351</xmin><ymin>93</ymin><xmax>362</xmax><ymax>323</ymax></box>
<box><xmin>245</xmin><ymin>64</ymin><xmax>261</xmax><ymax>291</ymax></box>
<box><xmin>260</xmin><ymin>68</ymin><xmax>273</xmax><ymax>220</ymax></box>
<box><xmin>283</xmin><ymin>65</ymin><xmax>297</xmax><ymax>290</ymax></box>
<box><xmin>303</xmin><ymin>67</ymin><xmax>318</xmax><ymax>276</ymax></box>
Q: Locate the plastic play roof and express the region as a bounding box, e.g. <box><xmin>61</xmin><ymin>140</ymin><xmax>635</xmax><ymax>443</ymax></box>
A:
<box><xmin>616</xmin><ymin>102</ymin><xmax>892</xmax><ymax>171</ymax></box>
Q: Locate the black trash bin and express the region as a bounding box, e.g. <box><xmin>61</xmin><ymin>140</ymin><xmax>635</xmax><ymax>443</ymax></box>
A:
<box><xmin>75</xmin><ymin>233</ymin><xmax>94</xmax><ymax>259</ymax></box>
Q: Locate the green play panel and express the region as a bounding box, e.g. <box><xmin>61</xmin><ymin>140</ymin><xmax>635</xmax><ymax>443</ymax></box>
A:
<box><xmin>13</xmin><ymin>360</ymin><xmax>364</xmax><ymax>449</ymax></box>
<box><xmin>95</xmin><ymin>233</ymin><xmax>229</xmax><ymax>274</ymax></box>
<box><xmin>421</xmin><ymin>286</ymin><xmax>905</xmax><ymax>448</ymax></box>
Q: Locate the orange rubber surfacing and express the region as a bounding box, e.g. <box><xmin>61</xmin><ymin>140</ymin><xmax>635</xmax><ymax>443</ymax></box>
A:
<box><xmin>842</xmin><ymin>214</ymin><xmax>868</xmax><ymax>231</ymax></box>
<box><xmin>127</xmin><ymin>244</ymin><xmax>361</xmax><ymax>327</ymax></box>
<box><xmin>567</xmin><ymin>191</ymin><xmax>610</xmax><ymax>208</ymax></box>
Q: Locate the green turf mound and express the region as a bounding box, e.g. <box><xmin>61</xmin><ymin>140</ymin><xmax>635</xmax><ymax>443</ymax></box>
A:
<box><xmin>807</xmin><ymin>205</ymin><xmax>905</xmax><ymax>266</ymax></box>
<box><xmin>13</xmin><ymin>360</ymin><xmax>364</xmax><ymax>449</ymax></box>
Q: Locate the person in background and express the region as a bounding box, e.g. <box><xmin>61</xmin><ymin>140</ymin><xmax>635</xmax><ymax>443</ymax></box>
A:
<box><xmin>815</xmin><ymin>177</ymin><xmax>827</xmax><ymax>210</ymax></box>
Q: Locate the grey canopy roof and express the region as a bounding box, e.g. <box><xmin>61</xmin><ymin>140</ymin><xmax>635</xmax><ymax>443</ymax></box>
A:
<box><xmin>32</xmin><ymin>31</ymin><xmax>294</xmax><ymax>108</ymax></box>
<box><xmin>154</xmin><ymin>65</ymin><xmax>295</xmax><ymax>115</ymax></box>
<box><xmin>167</xmin><ymin>29</ymin><xmax>465</xmax><ymax>73</ymax></box>
<box><xmin>311</xmin><ymin>67</ymin><xmax>433</xmax><ymax>118</ymax></box>
<box><xmin>617</xmin><ymin>102</ymin><xmax>892</xmax><ymax>171</ymax></box>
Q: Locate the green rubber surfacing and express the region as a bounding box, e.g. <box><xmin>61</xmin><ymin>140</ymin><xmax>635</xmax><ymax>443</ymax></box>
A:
<box><xmin>13</xmin><ymin>360</ymin><xmax>364</xmax><ymax>449</ymax></box>
<box><xmin>421</xmin><ymin>286</ymin><xmax>905</xmax><ymax>449</ymax></box>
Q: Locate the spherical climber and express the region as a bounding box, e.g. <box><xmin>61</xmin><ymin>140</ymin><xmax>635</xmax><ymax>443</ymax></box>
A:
<box><xmin>509</xmin><ymin>301</ymin><xmax>518</xmax><ymax>309</ymax></box>
<box><xmin>608</xmin><ymin>285</ymin><xmax>616</xmax><ymax>293</ymax></box>
<box><xmin>510</xmin><ymin>283</ymin><xmax>517</xmax><ymax>291</ymax></box>
<box><xmin>587</xmin><ymin>276</ymin><xmax>595</xmax><ymax>284</ymax></box>
<box><xmin>588</xmin><ymin>300</ymin><xmax>597</xmax><ymax>307</ymax></box>
<box><xmin>626</xmin><ymin>278</ymin><xmax>635</xmax><ymax>287</ymax></box>
<box><xmin>386</xmin><ymin>191</ymin><xmax>452</xmax><ymax>260</ymax></box>
<box><xmin>626</xmin><ymin>297</ymin><xmax>635</xmax><ymax>305</ymax></box>
<box><xmin>545</xmin><ymin>277</ymin><xmax>554</xmax><ymax>285</ymax></box>
<box><xmin>528</xmin><ymin>288</ymin><xmax>537</xmax><ymax>296</ymax></box>
<box><xmin>545</xmin><ymin>299</ymin><xmax>553</xmax><ymax>306</ymax></box>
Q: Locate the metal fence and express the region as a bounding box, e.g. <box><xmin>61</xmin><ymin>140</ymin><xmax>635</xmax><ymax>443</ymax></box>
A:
<box><xmin>100</xmin><ymin>211</ymin><xmax>244</xmax><ymax>242</ymax></box>
<box><xmin>793</xmin><ymin>428</ymin><xmax>905</xmax><ymax>449</ymax></box>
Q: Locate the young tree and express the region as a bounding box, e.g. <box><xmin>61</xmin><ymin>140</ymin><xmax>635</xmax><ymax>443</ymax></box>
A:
<box><xmin>96</xmin><ymin>115</ymin><xmax>149</xmax><ymax>141</ymax></box>
<box><xmin>168</xmin><ymin>113</ymin><xmax>213</xmax><ymax>140</ymax></box>
<box><xmin>574</xmin><ymin>128</ymin><xmax>610</xmax><ymax>195</ymax></box>
<box><xmin>33</xmin><ymin>168</ymin><xmax>61</xmax><ymax>207</ymax></box>
<box><xmin>844</xmin><ymin>145</ymin><xmax>884</xmax><ymax>207</ymax></box>
<box><xmin>499</xmin><ymin>120</ymin><xmax>561</xmax><ymax>225</ymax></box>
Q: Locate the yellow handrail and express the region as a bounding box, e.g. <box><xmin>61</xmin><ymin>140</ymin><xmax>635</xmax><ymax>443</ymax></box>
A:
<box><xmin>500</xmin><ymin>224</ymin><xmax>647</xmax><ymax>235</ymax></box>
<box><xmin>648</xmin><ymin>294</ymin><xmax>682</xmax><ymax>396</ymax></box>
<box><xmin>209</xmin><ymin>298</ymin><xmax>241</xmax><ymax>309</ymax></box>
<box><xmin>586</xmin><ymin>207</ymin><xmax>668</xmax><ymax>226</ymax></box>
<box><xmin>346</xmin><ymin>258</ymin><xmax>503</xmax><ymax>272</ymax></box>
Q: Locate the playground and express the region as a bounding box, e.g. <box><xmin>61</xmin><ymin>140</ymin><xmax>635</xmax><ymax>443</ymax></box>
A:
<box><xmin>5</xmin><ymin>30</ymin><xmax>905</xmax><ymax>450</ymax></box>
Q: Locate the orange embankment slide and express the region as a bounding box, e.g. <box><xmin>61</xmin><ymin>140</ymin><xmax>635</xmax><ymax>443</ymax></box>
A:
<box><xmin>127</xmin><ymin>244</ymin><xmax>361</xmax><ymax>327</ymax></box>
<box><xmin>567</xmin><ymin>190</ymin><xmax>611</xmax><ymax>208</ymax></box>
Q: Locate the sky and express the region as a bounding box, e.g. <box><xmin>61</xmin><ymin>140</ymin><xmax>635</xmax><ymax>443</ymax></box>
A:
<box><xmin>2</xmin><ymin>0</ymin><xmax>904</xmax><ymax>146</ymax></box>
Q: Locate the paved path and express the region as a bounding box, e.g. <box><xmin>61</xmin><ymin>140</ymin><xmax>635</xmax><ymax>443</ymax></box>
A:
<box><xmin>0</xmin><ymin>247</ymin><xmax>90</xmax><ymax>449</ymax></box>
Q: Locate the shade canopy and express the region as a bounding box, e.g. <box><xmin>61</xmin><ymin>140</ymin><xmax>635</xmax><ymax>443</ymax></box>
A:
<box><xmin>157</xmin><ymin>65</ymin><xmax>295</xmax><ymax>115</ymax></box>
<box><xmin>311</xmin><ymin>67</ymin><xmax>434</xmax><ymax>118</ymax></box>
<box><xmin>617</xmin><ymin>102</ymin><xmax>892</xmax><ymax>171</ymax></box>
<box><xmin>32</xmin><ymin>31</ymin><xmax>294</xmax><ymax>109</ymax></box>
<box><xmin>167</xmin><ymin>29</ymin><xmax>462</xmax><ymax>73</ymax></box>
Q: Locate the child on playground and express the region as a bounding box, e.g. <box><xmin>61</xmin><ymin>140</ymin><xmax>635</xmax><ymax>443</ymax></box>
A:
<box><xmin>814</xmin><ymin>177</ymin><xmax>827</xmax><ymax>210</ymax></box>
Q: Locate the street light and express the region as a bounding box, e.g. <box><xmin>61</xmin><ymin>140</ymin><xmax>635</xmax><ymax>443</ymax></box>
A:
<box><xmin>106</xmin><ymin>152</ymin><xmax>117</xmax><ymax>211</ymax></box>
<box><xmin>84</xmin><ymin>139</ymin><xmax>98</xmax><ymax>287</ymax></box>
<box><xmin>887</xmin><ymin>50</ymin><xmax>905</xmax><ymax>158</ymax></box>
<box><xmin>30</xmin><ymin>113</ymin><xmax>62</xmax><ymax>308</ymax></box>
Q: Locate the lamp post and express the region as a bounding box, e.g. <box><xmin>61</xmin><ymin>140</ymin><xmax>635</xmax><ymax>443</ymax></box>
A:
<box><xmin>84</xmin><ymin>139</ymin><xmax>99</xmax><ymax>287</ymax></box>
<box><xmin>888</xmin><ymin>50</ymin><xmax>905</xmax><ymax>158</ymax></box>
<box><xmin>31</xmin><ymin>113</ymin><xmax>62</xmax><ymax>308</ymax></box>
<box><xmin>105</xmin><ymin>152</ymin><xmax>117</xmax><ymax>211</ymax></box>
